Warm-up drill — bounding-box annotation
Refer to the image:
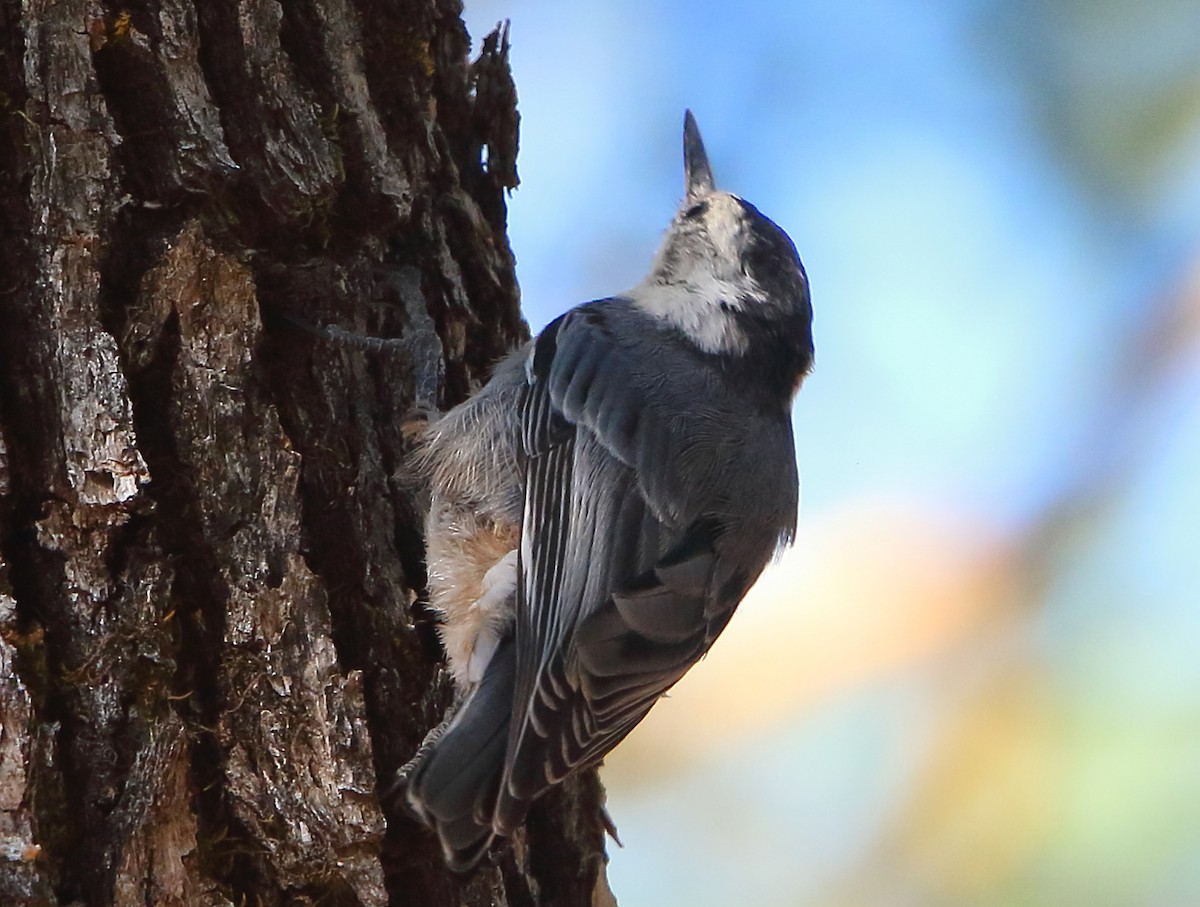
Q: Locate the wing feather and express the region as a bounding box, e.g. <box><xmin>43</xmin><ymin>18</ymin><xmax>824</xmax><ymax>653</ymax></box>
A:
<box><xmin>494</xmin><ymin>299</ymin><xmax>797</xmax><ymax>834</ymax></box>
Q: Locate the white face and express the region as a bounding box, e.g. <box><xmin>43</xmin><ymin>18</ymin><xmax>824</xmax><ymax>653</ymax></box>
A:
<box><xmin>626</xmin><ymin>191</ymin><xmax>767</xmax><ymax>355</ymax></box>
<box><xmin>694</xmin><ymin>193</ymin><xmax>751</xmax><ymax>278</ymax></box>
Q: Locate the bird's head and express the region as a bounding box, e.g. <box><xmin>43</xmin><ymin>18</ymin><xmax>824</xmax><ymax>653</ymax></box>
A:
<box><xmin>633</xmin><ymin>111</ymin><xmax>812</xmax><ymax>376</ymax></box>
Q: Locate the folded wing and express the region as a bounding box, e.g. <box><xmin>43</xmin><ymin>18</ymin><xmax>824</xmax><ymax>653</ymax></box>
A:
<box><xmin>494</xmin><ymin>300</ymin><xmax>793</xmax><ymax>831</ymax></box>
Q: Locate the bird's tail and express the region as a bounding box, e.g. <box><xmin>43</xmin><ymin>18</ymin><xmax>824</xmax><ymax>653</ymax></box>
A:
<box><xmin>392</xmin><ymin>637</ymin><xmax>516</xmax><ymax>872</ymax></box>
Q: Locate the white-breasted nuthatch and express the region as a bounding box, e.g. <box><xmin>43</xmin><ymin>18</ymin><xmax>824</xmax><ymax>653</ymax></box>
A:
<box><xmin>396</xmin><ymin>111</ymin><xmax>813</xmax><ymax>870</ymax></box>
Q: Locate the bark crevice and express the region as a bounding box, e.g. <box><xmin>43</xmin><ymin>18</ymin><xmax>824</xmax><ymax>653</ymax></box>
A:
<box><xmin>0</xmin><ymin>3</ymin><xmax>612</xmax><ymax>904</ymax></box>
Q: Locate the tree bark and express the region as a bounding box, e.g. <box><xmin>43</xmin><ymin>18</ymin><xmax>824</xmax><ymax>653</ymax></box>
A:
<box><xmin>0</xmin><ymin>2</ymin><xmax>612</xmax><ymax>905</ymax></box>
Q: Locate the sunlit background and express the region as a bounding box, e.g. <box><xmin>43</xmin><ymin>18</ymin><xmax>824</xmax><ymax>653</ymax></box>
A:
<box><xmin>461</xmin><ymin>2</ymin><xmax>1200</xmax><ymax>904</ymax></box>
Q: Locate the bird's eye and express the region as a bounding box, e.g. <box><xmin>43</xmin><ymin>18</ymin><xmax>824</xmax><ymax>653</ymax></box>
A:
<box><xmin>684</xmin><ymin>201</ymin><xmax>707</xmax><ymax>219</ymax></box>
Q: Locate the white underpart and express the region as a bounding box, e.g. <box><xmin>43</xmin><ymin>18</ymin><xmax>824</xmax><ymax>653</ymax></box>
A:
<box><xmin>628</xmin><ymin>281</ymin><xmax>750</xmax><ymax>355</ymax></box>
<box><xmin>629</xmin><ymin>193</ymin><xmax>764</xmax><ymax>355</ymax></box>
<box><xmin>466</xmin><ymin>549</ymin><xmax>519</xmax><ymax>682</ymax></box>
<box><xmin>424</xmin><ymin>499</ymin><xmax>519</xmax><ymax>690</ymax></box>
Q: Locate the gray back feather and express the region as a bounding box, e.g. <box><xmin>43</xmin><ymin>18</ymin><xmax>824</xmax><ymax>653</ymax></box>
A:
<box><xmin>496</xmin><ymin>297</ymin><xmax>797</xmax><ymax>826</ymax></box>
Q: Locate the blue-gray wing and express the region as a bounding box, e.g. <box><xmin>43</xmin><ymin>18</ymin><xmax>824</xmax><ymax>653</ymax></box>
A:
<box><xmin>494</xmin><ymin>299</ymin><xmax>797</xmax><ymax>831</ymax></box>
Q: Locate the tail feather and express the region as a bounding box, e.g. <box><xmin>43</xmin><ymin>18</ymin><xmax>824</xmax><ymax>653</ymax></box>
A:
<box><xmin>399</xmin><ymin>638</ymin><xmax>517</xmax><ymax>871</ymax></box>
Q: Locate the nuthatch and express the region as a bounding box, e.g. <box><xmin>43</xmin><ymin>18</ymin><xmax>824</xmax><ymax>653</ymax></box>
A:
<box><xmin>397</xmin><ymin>111</ymin><xmax>813</xmax><ymax>870</ymax></box>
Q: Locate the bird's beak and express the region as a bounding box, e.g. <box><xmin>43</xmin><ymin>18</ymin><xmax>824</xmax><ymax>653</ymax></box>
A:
<box><xmin>683</xmin><ymin>110</ymin><xmax>716</xmax><ymax>203</ymax></box>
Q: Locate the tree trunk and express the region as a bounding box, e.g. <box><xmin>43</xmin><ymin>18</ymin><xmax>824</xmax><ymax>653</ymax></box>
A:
<box><xmin>0</xmin><ymin>3</ymin><xmax>612</xmax><ymax>905</ymax></box>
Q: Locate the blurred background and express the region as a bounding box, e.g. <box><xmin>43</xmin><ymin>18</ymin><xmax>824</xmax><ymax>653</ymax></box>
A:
<box><xmin>461</xmin><ymin>2</ymin><xmax>1200</xmax><ymax>904</ymax></box>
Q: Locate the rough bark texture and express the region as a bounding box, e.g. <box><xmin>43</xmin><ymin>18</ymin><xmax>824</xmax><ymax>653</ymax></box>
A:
<box><xmin>0</xmin><ymin>2</ymin><xmax>612</xmax><ymax>905</ymax></box>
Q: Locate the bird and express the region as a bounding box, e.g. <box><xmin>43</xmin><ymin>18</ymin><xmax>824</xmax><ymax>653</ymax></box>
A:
<box><xmin>393</xmin><ymin>110</ymin><xmax>814</xmax><ymax>871</ymax></box>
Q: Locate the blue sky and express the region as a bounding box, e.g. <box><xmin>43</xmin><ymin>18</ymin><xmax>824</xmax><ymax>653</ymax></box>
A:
<box><xmin>460</xmin><ymin>0</ymin><xmax>1187</xmax><ymax>526</ymax></box>
<box><xmin>459</xmin><ymin>2</ymin><xmax>1200</xmax><ymax>903</ymax></box>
